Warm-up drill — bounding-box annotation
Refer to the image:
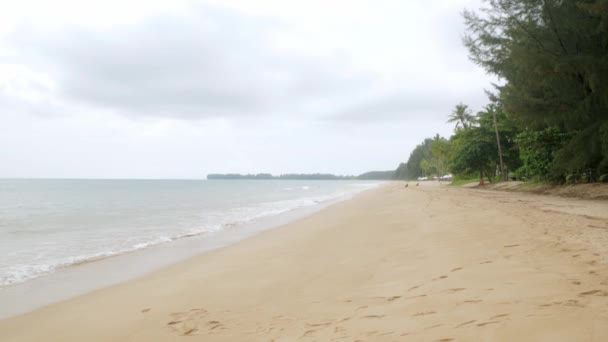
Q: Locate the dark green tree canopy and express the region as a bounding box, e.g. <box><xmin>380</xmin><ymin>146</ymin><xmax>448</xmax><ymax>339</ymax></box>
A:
<box><xmin>464</xmin><ymin>0</ymin><xmax>608</xmax><ymax>173</ymax></box>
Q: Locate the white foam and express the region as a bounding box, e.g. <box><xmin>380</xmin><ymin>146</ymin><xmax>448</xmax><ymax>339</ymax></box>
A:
<box><xmin>0</xmin><ymin>180</ymin><xmax>381</xmax><ymax>288</ymax></box>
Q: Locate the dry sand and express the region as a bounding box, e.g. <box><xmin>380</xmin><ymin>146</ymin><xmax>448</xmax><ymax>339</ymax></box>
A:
<box><xmin>2</xmin><ymin>182</ymin><xmax>608</xmax><ymax>341</ymax></box>
<box><xmin>484</xmin><ymin>181</ymin><xmax>608</xmax><ymax>200</ymax></box>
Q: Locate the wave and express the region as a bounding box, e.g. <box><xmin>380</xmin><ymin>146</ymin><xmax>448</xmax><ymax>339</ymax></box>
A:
<box><xmin>0</xmin><ymin>183</ymin><xmax>380</xmax><ymax>287</ymax></box>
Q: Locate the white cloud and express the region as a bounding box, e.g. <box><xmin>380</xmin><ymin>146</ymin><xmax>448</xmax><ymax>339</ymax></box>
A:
<box><xmin>0</xmin><ymin>0</ymin><xmax>492</xmax><ymax>178</ymax></box>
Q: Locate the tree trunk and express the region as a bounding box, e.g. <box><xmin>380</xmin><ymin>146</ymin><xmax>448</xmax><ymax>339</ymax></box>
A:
<box><xmin>492</xmin><ymin>110</ymin><xmax>506</xmax><ymax>180</ymax></box>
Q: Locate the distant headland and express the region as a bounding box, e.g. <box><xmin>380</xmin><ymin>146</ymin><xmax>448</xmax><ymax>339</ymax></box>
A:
<box><xmin>207</xmin><ymin>171</ymin><xmax>394</xmax><ymax>181</ymax></box>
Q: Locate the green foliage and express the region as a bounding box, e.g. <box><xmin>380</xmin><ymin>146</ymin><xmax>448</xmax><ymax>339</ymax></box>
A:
<box><xmin>393</xmin><ymin>134</ymin><xmax>451</xmax><ymax>180</ymax></box>
<box><xmin>400</xmin><ymin>138</ymin><xmax>433</xmax><ymax>179</ymax></box>
<box><xmin>430</xmin><ymin>135</ymin><xmax>451</xmax><ymax>176</ymax></box>
<box><xmin>479</xmin><ymin>102</ymin><xmax>522</xmax><ymax>176</ymax></box>
<box><xmin>449</xmin><ymin>122</ymin><xmax>497</xmax><ymax>179</ymax></box>
<box><xmin>513</xmin><ymin>127</ymin><xmax>574</xmax><ymax>182</ymax></box>
<box><xmin>464</xmin><ymin>0</ymin><xmax>608</xmax><ymax>180</ymax></box>
<box><xmin>419</xmin><ymin>159</ymin><xmax>434</xmax><ymax>176</ymax></box>
<box><xmin>357</xmin><ymin>171</ymin><xmax>395</xmax><ymax>180</ymax></box>
<box><xmin>447</xmin><ymin>103</ymin><xmax>476</xmax><ymax>130</ymax></box>
<box><xmin>394</xmin><ymin>163</ymin><xmax>409</xmax><ymax>180</ymax></box>
<box><xmin>448</xmin><ymin>100</ymin><xmax>521</xmax><ymax>181</ymax></box>
<box><xmin>394</xmin><ymin>1</ymin><xmax>607</xmax><ymax>183</ymax></box>
<box><xmin>449</xmin><ymin>175</ymin><xmax>480</xmax><ymax>186</ymax></box>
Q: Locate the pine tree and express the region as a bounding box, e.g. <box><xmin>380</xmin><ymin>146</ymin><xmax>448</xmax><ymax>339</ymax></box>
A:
<box><xmin>463</xmin><ymin>0</ymin><xmax>608</xmax><ymax>178</ymax></box>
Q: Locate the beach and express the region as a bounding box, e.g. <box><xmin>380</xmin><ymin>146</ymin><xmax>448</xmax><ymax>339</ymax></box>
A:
<box><xmin>2</xmin><ymin>182</ymin><xmax>608</xmax><ymax>341</ymax></box>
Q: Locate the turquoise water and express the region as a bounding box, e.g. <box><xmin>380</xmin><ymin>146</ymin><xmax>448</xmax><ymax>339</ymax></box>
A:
<box><xmin>0</xmin><ymin>179</ymin><xmax>377</xmax><ymax>287</ymax></box>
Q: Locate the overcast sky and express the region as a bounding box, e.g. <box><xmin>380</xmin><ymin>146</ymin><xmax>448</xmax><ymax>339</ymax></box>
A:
<box><xmin>0</xmin><ymin>0</ymin><xmax>492</xmax><ymax>179</ymax></box>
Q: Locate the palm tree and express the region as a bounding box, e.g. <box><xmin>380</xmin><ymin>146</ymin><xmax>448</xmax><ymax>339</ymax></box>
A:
<box><xmin>447</xmin><ymin>103</ymin><xmax>475</xmax><ymax>130</ymax></box>
<box><xmin>484</xmin><ymin>103</ymin><xmax>505</xmax><ymax>180</ymax></box>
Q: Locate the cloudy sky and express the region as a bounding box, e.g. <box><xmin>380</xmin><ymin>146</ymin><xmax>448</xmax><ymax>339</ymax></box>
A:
<box><xmin>0</xmin><ymin>0</ymin><xmax>492</xmax><ymax>179</ymax></box>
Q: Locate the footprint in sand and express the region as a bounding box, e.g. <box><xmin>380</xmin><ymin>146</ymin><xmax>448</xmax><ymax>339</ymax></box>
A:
<box><xmin>413</xmin><ymin>311</ymin><xmax>436</xmax><ymax>317</ymax></box>
<box><xmin>141</xmin><ymin>308</ymin><xmax>151</xmax><ymax>313</ymax></box>
<box><xmin>464</xmin><ymin>300</ymin><xmax>483</xmax><ymax>303</ymax></box>
<box><xmin>167</xmin><ymin>308</ymin><xmax>224</xmax><ymax>336</ymax></box>
<box><xmin>302</xmin><ymin>322</ymin><xmax>336</xmax><ymax>338</ymax></box>
<box><xmin>504</xmin><ymin>244</ymin><xmax>519</xmax><ymax>248</ymax></box>
<box><xmin>477</xmin><ymin>321</ymin><xmax>501</xmax><ymax>327</ymax></box>
<box><xmin>167</xmin><ymin>319</ymin><xmax>200</xmax><ymax>336</ymax></box>
<box><xmin>306</xmin><ymin>322</ymin><xmax>333</xmax><ymax>328</ymax></box>
<box><xmin>426</xmin><ymin>324</ymin><xmax>443</xmax><ymax>330</ymax></box>
<box><xmin>433</xmin><ymin>275</ymin><xmax>448</xmax><ymax>281</ymax></box>
<box><xmin>303</xmin><ymin>330</ymin><xmax>316</xmax><ymax>337</ymax></box>
<box><xmin>564</xmin><ymin>299</ymin><xmax>584</xmax><ymax>307</ymax></box>
<box><xmin>406</xmin><ymin>294</ymin><xmax>427</xmax><ymax>300</ymax></box>
<box><xmin>362</xmin><ymin>315</ymin><xmax>385</xmax><ymax>319</ymax></box>
<box><xmin>455</xmin><ymin>320</ymin><xmax>476</xmax><ymax>328</ymax></box>
<box><xmin>480</xmin><ymin>261</ymin><xmax>493</xmax><ymax>264</ymax></box>
<box><xmin>182</xmin><ymin>328</ymin><xmax>199</xmax><ymax>336</ymax></box>
<box><xmin>334</xmin><ymin>326</ymin><xmax>347</xmax><ymax>333</ymax></box>
<box><xmin>444</xmin><ymin>288</ymin><xmax>466</xmax><ymax>293</ymax></box>
<box><xmin>374</xmin><ymin>295</ymin><xmax>401</xmax><ymax>302</ymax></box>
<box><xmin>451</xmin><ymin>267</ymin><xmax>463</xmax><ymax>272</ymax></box>
<box><xmin>208</xmin><ymin>321</ymin><xmax>223</xmax><ymax>331</ymax></box>
<box><xmin>490</xmin><ymin>314</ymin><xmax>509</xmax><ymax>319</ymax></box>
<box><xmin>408</xmin><ymin>285</ymin><xmax>422</xmax><ymax>291</ymax></box>
<box><xmin>580</xmin><ymin>290</ymin><xmax>608</xmax><ymax>296</ymax></box>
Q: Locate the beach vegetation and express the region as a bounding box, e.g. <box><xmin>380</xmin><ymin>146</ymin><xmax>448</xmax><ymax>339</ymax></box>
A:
<box><xmin>394</xmin><ymin>0</ymin><xmax>608</xmax><ymax>184</ymax></box>
<box><xmin>463</xmin><ymin>0</ymin><xmax>608</xmax><ymax>182</ymax></box>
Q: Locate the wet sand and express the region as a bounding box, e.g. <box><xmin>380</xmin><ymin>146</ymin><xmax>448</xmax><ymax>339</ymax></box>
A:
<box><xmin>2</xmin><ymin>182</ymin><xmax>608</xmax><ymax>341</ymax></box>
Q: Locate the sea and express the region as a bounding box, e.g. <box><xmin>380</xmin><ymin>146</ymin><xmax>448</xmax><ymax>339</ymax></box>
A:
<box><xmin>0</xmin><ymin>179</ymin><xmax>378</xmax><ymax>291</ymax></box>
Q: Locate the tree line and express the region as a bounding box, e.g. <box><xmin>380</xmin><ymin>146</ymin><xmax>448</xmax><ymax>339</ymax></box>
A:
<box><xmin>207</xmin><ymin>173</ymin><xmax>355</xmax><ymax>180</ymax></box>
<box><xmin>395</xmin><ymin>0</ymin><xmax>608</xmax><ymax>184</ymax></box>
<box><xmin>207</xmin><ymin>171</ymin><xmax>395</xmax><ymax>180</ymax></box>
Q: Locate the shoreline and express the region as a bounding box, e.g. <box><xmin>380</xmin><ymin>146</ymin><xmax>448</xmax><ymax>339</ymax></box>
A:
<box><xmin>0</xmin><ymin>184</ymin><xmax>377</xmax><ymax>320</ymax></box>
<box><xmin>2</xmin><ymin>182</ymin><xmax>608</xmax><ymax>341</ymax></box>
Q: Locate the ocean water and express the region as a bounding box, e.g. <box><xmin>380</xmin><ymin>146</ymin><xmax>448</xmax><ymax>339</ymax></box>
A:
<box><xmin>0</xmin><ymin>179</ymin><xmax>377</xmax><ymax>288</ymax></box>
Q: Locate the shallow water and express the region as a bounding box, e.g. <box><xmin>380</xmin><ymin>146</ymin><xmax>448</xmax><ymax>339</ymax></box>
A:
<box><xmin>0</xmin><ymin>179</ymin><xmax>377</xmax><ymax>288</ymax></box>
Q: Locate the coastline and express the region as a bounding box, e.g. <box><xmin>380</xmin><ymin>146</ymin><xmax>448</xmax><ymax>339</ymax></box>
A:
<box><xmin>0</xmin><ymin>183</ymin><xmax>376</xmax><ymax>319</ymax></box>
<box><xmin>2</xmin><ymin>182</ymin><xmax>608</xmax><ymax>341</ymax></box>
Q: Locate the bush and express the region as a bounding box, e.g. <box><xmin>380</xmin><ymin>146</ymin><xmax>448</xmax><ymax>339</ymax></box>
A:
<box><xmin>514</xmin><ymin>128</ymin><xmax>575</xmax><ymax>183</ymax></box>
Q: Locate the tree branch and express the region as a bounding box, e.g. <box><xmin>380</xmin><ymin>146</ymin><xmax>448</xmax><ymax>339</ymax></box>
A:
<box><xmin>497</xmin><ymin>1</ymin><xmax>561</xmax><ymax>57</ymax></box>
<box><xmin>542</xmin><ymin>0</ymin><xmax>569</xmax><ymax>54</ymax></box>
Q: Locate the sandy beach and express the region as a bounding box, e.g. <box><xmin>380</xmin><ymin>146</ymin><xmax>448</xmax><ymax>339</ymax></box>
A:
<box><xmin>2</xmin><ymin>182</ymin><xmax>608</xmax><ymax>341</ymax></box>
